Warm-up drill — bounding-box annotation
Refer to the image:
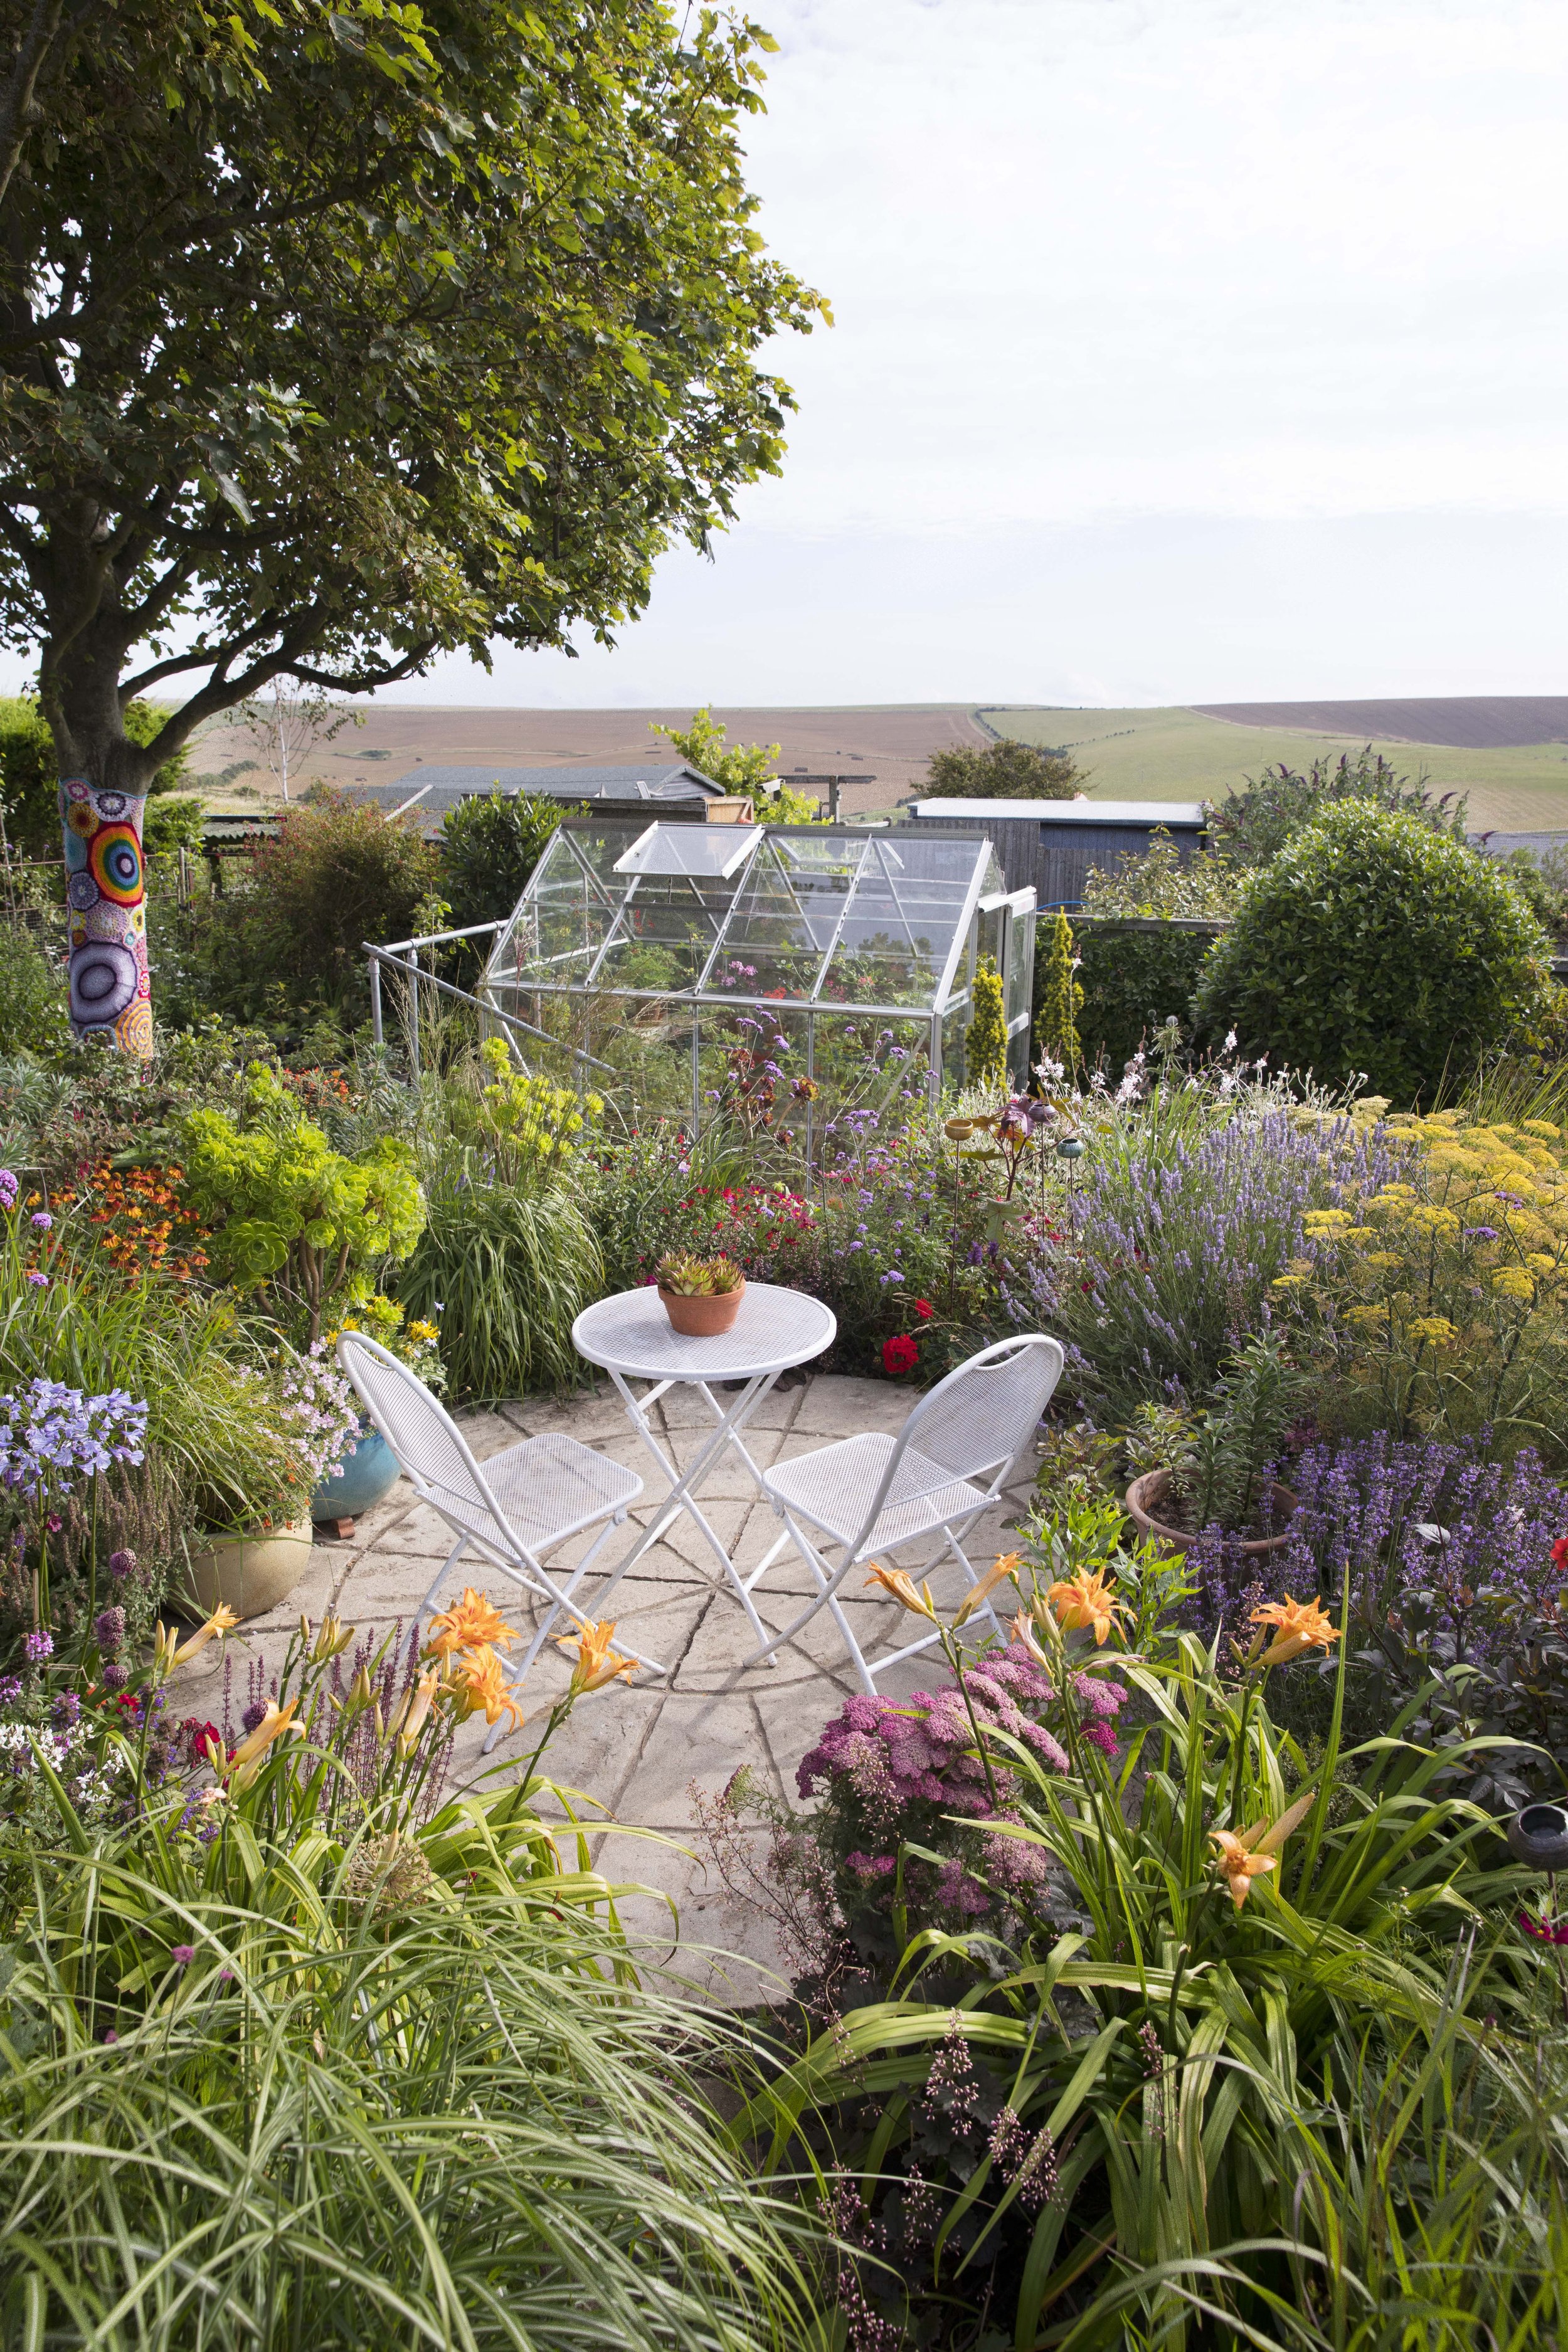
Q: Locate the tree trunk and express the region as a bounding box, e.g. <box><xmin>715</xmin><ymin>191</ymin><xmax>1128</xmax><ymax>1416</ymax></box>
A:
<box><xmin>46</xmin><ymin>615</ymin><xmax>158</xmax><ymax>1060</ymax></box>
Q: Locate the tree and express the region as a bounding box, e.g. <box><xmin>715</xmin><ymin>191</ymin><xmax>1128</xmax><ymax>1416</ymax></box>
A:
<box><xmin>1205</xmin><ymin>748</ymin><xmax>1468</xmax><ymax>868</ymax></box>
<box><xmin>440</xmin><ymin>790</ymin><xmax>573</xmax><ymax>937</ymax></box>
<box><xmin>923</xmin><ymin>738</ymin><xmax>1083</xmax><ymax>802</ymax></box>
<box><xmin>650</xmin><ymin>705</ymin><xmax>819</xmax><ymax>821</ymax></box>
<box><xmin>0</xmin><ymin>1</ymin><xmax>825</xmax><ymax>1047</ymax></box>
<box><xmin>964</xmin><ymin>956</ymin><xmax>1007</xmax><ymax>1089</ymax></box>
<box><xmin>1034</xmin><ymin>912</ymin><xmax>1083</xmax><ymax>1083</ymax></box>
<box><xmin>234</xmin><ymin>684</ymin><xmax>361</xmax><ymax>802</ymax></box>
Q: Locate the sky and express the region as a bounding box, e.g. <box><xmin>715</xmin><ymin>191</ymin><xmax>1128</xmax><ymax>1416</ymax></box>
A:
<box><xmin>14</xmin><ymin>0</ymin><xmax>1568</xmax><ymax>710</ymax></box>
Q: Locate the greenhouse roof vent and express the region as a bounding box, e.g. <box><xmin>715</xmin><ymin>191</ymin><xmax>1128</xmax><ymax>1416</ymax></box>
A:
<box><xmin>612</xmin><ymin>822</ymin><xmax>763</xmax><ymax>879</ymax></box>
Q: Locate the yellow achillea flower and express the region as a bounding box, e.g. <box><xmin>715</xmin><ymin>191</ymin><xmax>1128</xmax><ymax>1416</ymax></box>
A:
<box><xmin>1492</xmin><ymin>1268</ymin><xmax>1535</xmax><ymax>1302</ymax></box>
<box><xmin>1406</xmin><ymin>1316</ymin><xmax>1458</xmax><ymax>1347</ymax></box>
<box><xmin>1302</xmin><ymin>1209</ymin><xmax>1353</xmax><ymax>1236</ymax></box>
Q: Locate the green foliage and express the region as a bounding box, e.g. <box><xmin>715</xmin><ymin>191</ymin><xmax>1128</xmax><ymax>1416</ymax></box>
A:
<box><xmin>441</xmin><ymin>1034</ymin><xmax>601</xmax><ymax>1188</ymax></box>
<box><xmin>140</xmin><ymin>796</ymin><xmax>206</xmax><ymax>860</ymax></box>
<box><xmin>1081</xmin><ymin>827</ymin><xmax>1244</xmax><ymax>919</ymax></box>
<box><xmin>400</xmin><ymin>1169</ymin><xmax>603</xmax><ymax>1401</ymax></box>
<box><xmin>1498</xmin><ymin>840</ymin><xmax>1568</xmax><ymax>948</ymax></box>
<box><xmin>0</xmin><ymin>927</ymin><xmax>67</xmax><ymax>1057</ymax></box>
<box><xmin>1033</xmin><ymin>912</ymin><xmax>1083</xmax><ymax>1081</ymax></box>
<box><xmin>0</xmin><ymin>699</ymin><xmax>188</xmax><ymax>855</ymax></box>
<box><xmin>923</xmin><ymin>736</ymin><xmax>1083</xmax><ymax>800</ymax></box>
<box><xmin>1</xmin><ymin>5</ymin><xmax>824</xmax><ymax>795</ymax></box>
<box><xmin>746</xmin><ymin>1587</ymin><xmax>1549</xmax><ymax>2349</ymax></box>
<box><xmin>1073</xmin><ymin>923</ymin><xmax>1216</xmax><ymax>1073</ymax></box>
<box><xmin>1207</xmin><ymin>746</ymin><xmax>1469</xmax><ymax>867</ymax></box>
<box><xmin>438</xmin><ymin>790</ymin><xmax>571</xmax><ymax>936</ymax></box>
<box><xmin>650</xmin><ymin>706</ymin><xmax>779</xmax><ymax>795</ymax></box>
<box><xmin>1131</xmin><ymin>1327</ymin><xmax>1308</xmax><ymax>1529</ymax></box>
<box><xmin>178</xmin><ymin>1062</ymin><xmax>425</xmax><ymax>1342</ymax></box>
<box><xmin>1195</xmin><ymin>803</ymin><xmax>1555</xmax><ymax>1104</ymax></box>
<box><xmin>965</xmin><ymin>955</ymin><xmax>1007</xmax><ymax>1089</ymax></box>
<box><xmin>0</xmin><ymin>1624</ymin><xmax>827</xmax><ymax>2350</ymax></box>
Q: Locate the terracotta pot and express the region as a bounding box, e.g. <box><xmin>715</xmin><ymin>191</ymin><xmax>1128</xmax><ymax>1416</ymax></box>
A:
<box><xmin>183</xmin><ymin>1518</ymin><xmax>314</xmax><ymax>1623</ymax></box>
<box><xmin>658</xmin><ymin>1280</ymin><xmax>746</xmax><ymax>1338</ymax></box>
<box><xmin>1124</xmin><ymin>1468</ymin><xmax>1298</xmax><ymax>1559</ymax></box>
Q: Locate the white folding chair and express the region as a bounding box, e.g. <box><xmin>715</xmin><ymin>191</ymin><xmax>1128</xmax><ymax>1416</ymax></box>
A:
<box><xmin>336</xmin><ymin>1335</ymin><xmax>655</xmax><ymax>1743</ymax></box>
<box><xmin>737</xmin><ymin>1333</ymin><xmax>1064</xmax><ymax>1695</ymax></box>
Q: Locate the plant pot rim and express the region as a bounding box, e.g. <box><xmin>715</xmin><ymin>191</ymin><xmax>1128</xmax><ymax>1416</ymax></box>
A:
<box><xmin>1125</xmin><ymin>1466</ymin><xmax>1298</xmax><ymax>1557</ymax></box>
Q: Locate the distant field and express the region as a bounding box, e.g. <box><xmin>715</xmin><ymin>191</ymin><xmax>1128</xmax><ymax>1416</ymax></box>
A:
<box><xmin>980</xmin><ymin>706</ymin><xmax>1568</xmax><ymax>834</ymax></box>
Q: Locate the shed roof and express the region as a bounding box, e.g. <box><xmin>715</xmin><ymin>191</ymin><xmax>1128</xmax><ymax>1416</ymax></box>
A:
<box><xmin>908</xmin><ymin>797</ymin><xmax>1207</xmax><ymax>827</ymax></box>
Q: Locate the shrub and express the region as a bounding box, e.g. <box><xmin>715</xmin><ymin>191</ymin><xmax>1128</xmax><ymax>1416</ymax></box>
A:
<box><xmin>1206</xmin><ymin>745</ymin><xmax>1468</xmax><ymax>867</ymax></box>
<box><xmin>1195</xmin><ymin>802</ymin><xmax>1555</xmax><ymax>1104</ymax></box>
<box><xmin>218</xmin><ymin>792</ymin><xmax>442</xmax><ymax>1020</ymax></box>
<box><xmin>964</xmin><ymin>953</ymin><xmax>1007</xmax><ymax>1086</ymax></box>
<box><xmin>0</xmin><ymin>928</ymin><xmax>68</xmax><ymax>1057</ymax></box>
<box><xmin>1081</xmin><ymin>827</ymin><xmax>1244</xmax><ymax>920</ymax></box>
<box><xmin>922</xmin><ymin>734</ymin><xmax>1081</xmax><ymax>800</ymax></box>
<box><xmin>439</xmin><ymin>788</ymin><xmax>570</xmax><ymax>937</ymax></box>
<box><xmin>1032</xmin><ymin>911</ymin><xmax>1083</xmax><ymax>1080</ymax></box>
<box><xmin>1073</xmin><ymin>923</ymin><xmax>1216</xmax><ymax>1071</ymax></box>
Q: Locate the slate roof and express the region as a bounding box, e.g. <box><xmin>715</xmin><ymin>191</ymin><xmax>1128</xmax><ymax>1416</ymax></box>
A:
<box><xmin>347</xmin><ymin>762</ymin><xmax>722</xmax><ymax>826</ymax></box>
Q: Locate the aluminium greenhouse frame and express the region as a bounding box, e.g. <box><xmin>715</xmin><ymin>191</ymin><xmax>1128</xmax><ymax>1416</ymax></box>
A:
<box><xmin>465</xmin><ymin>818</ymin><xmax>1037</xmax><ymax>1142</ymax></box>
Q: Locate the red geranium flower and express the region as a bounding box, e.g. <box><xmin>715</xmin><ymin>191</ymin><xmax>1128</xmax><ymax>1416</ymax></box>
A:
<box><xmin>912</xmin><ymin>1298</ymin><xmax>934</xmax><ymax>1322</ymax></box>
<box><xmin>882</xmin><ymin>1333</ymin><xmax>919</xmax><ymax>1376</ymax></box>
<box><xmin>1554</xmin><ymin>1535</ymin><xmax>1568</xmax><ymax>1570</ymax></box>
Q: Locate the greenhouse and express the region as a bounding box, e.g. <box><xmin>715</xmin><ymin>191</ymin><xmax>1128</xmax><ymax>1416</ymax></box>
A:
<box><xmin>474</xmin><ymin>816</ymin><xmax>1037</xmax><ymax>1133</ymax></box>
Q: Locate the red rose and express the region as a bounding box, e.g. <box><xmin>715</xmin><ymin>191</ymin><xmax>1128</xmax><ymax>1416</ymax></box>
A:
<box><xmin>882</xmin><ymin>1333</ymin><xmax>919</xmax><ymax>1376</ymax></box>
<box><xmin>912</xmin><ymin>1298</ymin><xmax>934</xmax><ymax>1322</ymax></box>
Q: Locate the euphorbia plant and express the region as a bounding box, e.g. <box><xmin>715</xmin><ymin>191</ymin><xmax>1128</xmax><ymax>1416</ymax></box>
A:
<box><xmin>179</xmin><ymin>1062</ymin><xmax>425</xmax><ymax>1341</ymax></box>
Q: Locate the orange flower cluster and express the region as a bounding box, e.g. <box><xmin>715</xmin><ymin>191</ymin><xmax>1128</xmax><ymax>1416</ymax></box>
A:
<box><xmin>72</xmin><ymin>1163</ymin><xmax>211</xmax><ymax>1286</ymax></box>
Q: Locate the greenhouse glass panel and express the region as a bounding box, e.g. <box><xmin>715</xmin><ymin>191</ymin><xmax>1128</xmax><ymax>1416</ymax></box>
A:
<box><xmin>476</xmin><ymin>820</ymin><xmax>1029</xmax><ymax>1136</ymax></box>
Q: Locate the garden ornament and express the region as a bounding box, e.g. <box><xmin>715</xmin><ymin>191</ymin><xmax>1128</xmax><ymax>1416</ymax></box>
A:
<box><xmin>1055</xmin><ymin>1135</ymin><xmax>1086</xmax><ymax>1160</ymax></box>
<box><xmin>1506</xmin><ymin>1803</ymin><xmax>1568</xmax><ymax>1873</ymax></box>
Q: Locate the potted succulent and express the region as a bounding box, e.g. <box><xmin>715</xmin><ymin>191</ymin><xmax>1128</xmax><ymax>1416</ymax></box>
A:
<box><xmin>1122</xmin><ymin>1333</ymin><xmax>1303</xmax><ymax>1559</ymax></box>
<box><xmin>655</xmin><ymin>1251</ymin><xmax>747</xmax><ymax>1338</ymax></box>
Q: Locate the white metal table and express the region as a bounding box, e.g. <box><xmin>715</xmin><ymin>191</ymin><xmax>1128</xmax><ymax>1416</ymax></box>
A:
<box><xmin>571</xmin><ymin>1282</ymin><xmax>837</xmax><ymax>1663</ymax></box>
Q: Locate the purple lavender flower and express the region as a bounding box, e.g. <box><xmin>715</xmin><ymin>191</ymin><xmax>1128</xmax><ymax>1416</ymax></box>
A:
<box><xmin>23</xmin><ymin>1629</ymin><xmax>53</xmax><ymax>1664</ymax></box>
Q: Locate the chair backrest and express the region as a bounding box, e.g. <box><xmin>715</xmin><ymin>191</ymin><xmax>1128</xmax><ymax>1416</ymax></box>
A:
<box><xmin>898</xmin><ymin>1333</ymin><xmax>1065</xmax><ymax>1488</ymax></box>
<box><xmin>336</xmin><ymin>1331</ymin><xmax>509</xmax><ymax>1543</ymax></box>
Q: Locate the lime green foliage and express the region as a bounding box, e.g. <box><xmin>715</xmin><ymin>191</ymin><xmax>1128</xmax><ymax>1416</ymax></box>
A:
<box><xmin>324</xmin><ymin>1288</ymin><xmax>445</xmax><ymax>1393</ymax></box>
<box><xmin>0</xmin><ymin>928</ymin><xmax>68</xmax><ymax>1057</ymax></box>
<box><xmin>460</xmin><ymin>1034</ymin><xmax>600</xmax><ymax>1184</ymax></box>
<box><xmin>0</xmin><ymin>1621</ymin><xmax>827</xmax><ymax>2349</ymax></box>
<box><xmin>0</xmin><ymin>698</ymin><xmax>187</xmax><ymax>856</ymax></box>
<box><xmin>179</xmin><ymin>1062</ymin><xmax>425</xmax><ymax>1342</ymax></box>
<box><xmin>656</xmin><ymin>1250</ymin><xmax>744</xmax><ymax>1295</ymax></box>
<box><xmin>651</xmin><ymin>706</ymin><xmax>780</xmax><ymax>796</ymax></box>
<box><xmin>439</xmin><ymin>789</ymin><xmax>570</xmax><ymax>935</ymax></box>
<box><xmin>1033</xmin><ymin>913</ymin><xmax>1083</xmax><ymax>1081</ymax></box>
<box><xmin>1195</xmin><ymin>803</ymin><xmax>1555</xmax><ymax>1104</ymax></box>
<box><xmin>925</xmin><ymin>735</ymin><xmax>1082</xmax><ymax>800</ymax></box>
<box><xmin>1209</xmin><ymin>747</ymin><xmax>1469</xmax><ymax>867</ymax></box>
<box><xmin>965</xmin><ymin>955</ymin><xmax>1007</xmax><ymax>1088</ymax></box>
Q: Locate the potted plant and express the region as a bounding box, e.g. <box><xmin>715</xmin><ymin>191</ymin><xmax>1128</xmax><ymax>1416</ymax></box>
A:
<box><xmin>184</xmin><ymin>1347</ymin><xmax>361</xmax><ymax>1619</ymax></box>
<box><xmin>1123</xmin><ymin>1332</ymin><xmax>1304</xmax><ymax>1557</ymax></box>
<box><xmin>655</xmin><ymin>1251</ymin><xmax>746</xmax><ymax>1338</ymax></box>
<box><xmin>315</xmin><ymin>1292</ymin><xmax>443</xmax><ymax>1525</ymax></box>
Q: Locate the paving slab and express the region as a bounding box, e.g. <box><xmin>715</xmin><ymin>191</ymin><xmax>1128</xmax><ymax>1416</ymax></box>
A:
<box><xmin>172</xmin><ymin>1372</ymin><xmax>1037</xmax><ymax>1992</ymax></box>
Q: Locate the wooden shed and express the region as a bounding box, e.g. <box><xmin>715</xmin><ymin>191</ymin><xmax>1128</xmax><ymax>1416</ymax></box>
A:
<box><xmin>904</xmin><ymin>798</ymin><xmax>1207</xmax><ymax>908</ymax></box>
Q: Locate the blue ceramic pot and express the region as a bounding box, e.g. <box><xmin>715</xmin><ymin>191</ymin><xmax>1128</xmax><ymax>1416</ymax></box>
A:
<box><xmin>311</xmin><ymin>1419</ymin><xmax>401</xmax><ymax>1523</ymax></box>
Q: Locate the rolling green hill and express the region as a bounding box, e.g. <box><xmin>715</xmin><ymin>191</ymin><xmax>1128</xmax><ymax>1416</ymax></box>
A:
<box><xmin>977</xmin><ymin>706</ymin><xmax>1568</xmax><ymax>834</ymax></box>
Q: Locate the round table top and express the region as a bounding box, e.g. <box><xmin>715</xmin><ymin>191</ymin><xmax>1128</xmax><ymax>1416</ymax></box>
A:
<box><xmin>573</xmin><ymin>1281</ymin><xmax>837</xmax><ymax>1383</ymax></box>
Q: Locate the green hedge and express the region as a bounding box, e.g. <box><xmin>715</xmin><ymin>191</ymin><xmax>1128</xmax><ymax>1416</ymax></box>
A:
<box><xmin>1052</xmin><ymin>920</ymin><xmax>1221</xmax><ymax>1074</ymax></box>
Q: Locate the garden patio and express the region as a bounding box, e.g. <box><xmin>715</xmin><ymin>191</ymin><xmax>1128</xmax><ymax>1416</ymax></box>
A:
<box><xmin>176</xmin><ymin>1370</ymin><xmax>1041</xmax><ymax>1991</ymax></box>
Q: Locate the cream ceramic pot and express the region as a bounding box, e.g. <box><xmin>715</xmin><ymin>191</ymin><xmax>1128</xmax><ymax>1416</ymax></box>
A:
<box><xmin>184</xmin><ymin>1518</ymin><xmax>314</xmax><ymax>1622</ymax></box>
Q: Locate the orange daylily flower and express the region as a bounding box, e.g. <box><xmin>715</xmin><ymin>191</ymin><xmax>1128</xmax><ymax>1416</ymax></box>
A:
<box><xmin>951</xmin><ymin>1552</ymin><xmax>1025</xmax><ymax>1629</ymax></box>
<box><xmin>1011</xmin><ymin>1608</ymin><xmax>1051</xmax><ymax>1666</ymax></box>
<box><xmin>863</xmin><ymin>1564</ymin><xmax>940</xmax><ymax>1622</ymax></box>
<box><xmin>426</xmin><ymin>1587</ymin><xmax>516</xmax><ymax>1658</ymax></box>
<box><xmin>1210</xmin><ymin>1787</ymin><xmax>1318</xmax><ymax>1909</ymax></box>
<box><xmin>388</xmin><ymin>1670</ymin><xmax>442</xmax><ymax>1755</ymax></box>
<box><xmin>225</xmin><ymin>1698</ymin><xmax>303</xmax><ymax>1787</ymax></box>
<box><xmin>557</xmin><ymin>1619</ymin><xmax>637</xmax><ymax>1697</ymax></box>
<box><xmin>1044</xmin><ymin>1568</ymin><xmax>1128</xmax><ymax>1647</ymax></box>
<box><xmin>157</xmin><ymin>1604</ymin><xmax>240</xmax><ymax>1673</ymax></box>
<box><xmin>452</xmin><ymin>1644</ymin><xmax>524</xmax><ymax>1730</ymax></box>
<box><xmin>1249</xmin><ymin>1593</ymin><xmax>1340</xmax><ymax>1667</ymax></box>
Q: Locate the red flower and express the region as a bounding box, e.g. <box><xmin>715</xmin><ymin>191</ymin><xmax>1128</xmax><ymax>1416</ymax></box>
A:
<box><xmin>882</xmin><ymin>1333</ymin><xmax>919</xmax><ymax>1377</ymax></box>
<box><xmin>1554</xmin><ymin>1536</ymin><xmax>1568</xmax><ymax>1570</ymax></box>
<box><xmin>912</xmin><ymin>1298</ymin><xmax>934</xmax><ymax>1322</ymax></box>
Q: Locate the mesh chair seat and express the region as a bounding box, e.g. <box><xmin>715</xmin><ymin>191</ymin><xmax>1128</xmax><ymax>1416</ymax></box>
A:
<box><xmin>426</xmin><ymin>1433</ymin><xmax>641</xmax><ymax>1553</ymax></box>
<box><xmin>763</xmin><ymin>1434</ymin><xmax>988</xmax><ymax>1554</ymax></box>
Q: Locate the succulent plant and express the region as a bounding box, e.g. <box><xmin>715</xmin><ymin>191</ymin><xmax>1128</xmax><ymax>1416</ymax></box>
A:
<box><xmin>655</xmin><ymin>1251</ymin><xmax>744</xmax><ymax>1297</ymax></box>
